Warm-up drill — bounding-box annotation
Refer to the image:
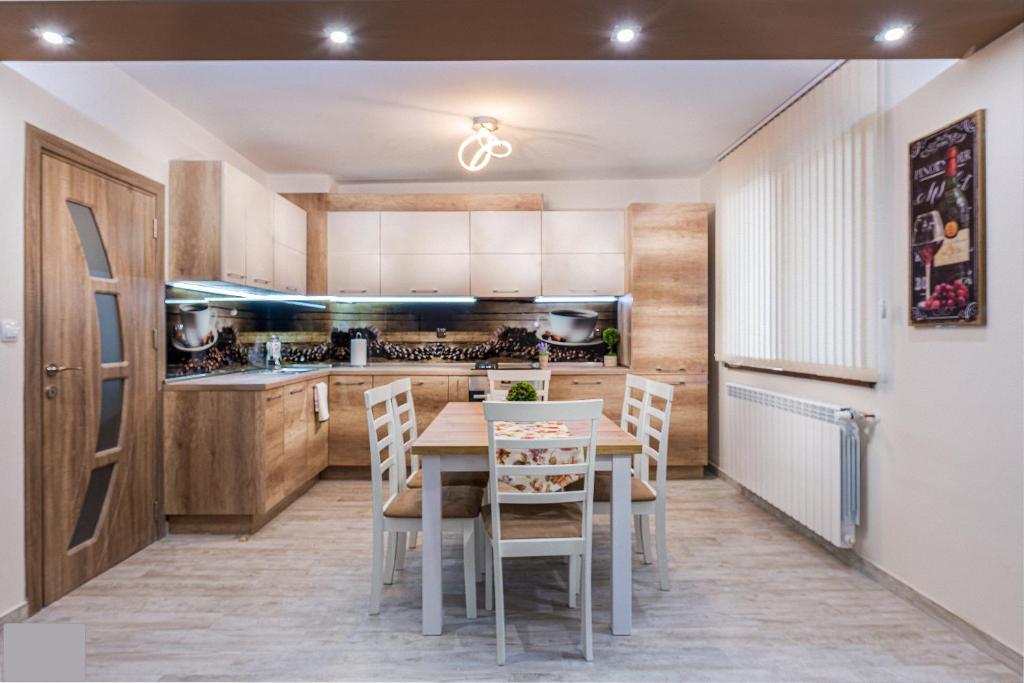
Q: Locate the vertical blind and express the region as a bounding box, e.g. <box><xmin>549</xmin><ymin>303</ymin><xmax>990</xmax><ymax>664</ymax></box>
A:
<box><xmin>717</xmin><ymin>60</ymin><xmax>879</xmax><ymax>382</ymax></box>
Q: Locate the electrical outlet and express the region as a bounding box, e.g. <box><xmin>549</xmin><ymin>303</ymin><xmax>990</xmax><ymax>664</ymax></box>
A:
<box><xmin>1</xmin><ymin>320</ymin><xmax>20</xmax><ymax>342</ymax></box>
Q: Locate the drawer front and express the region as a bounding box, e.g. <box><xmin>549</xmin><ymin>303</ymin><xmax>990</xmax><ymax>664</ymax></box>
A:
<box><xmin>548</xmin><ymin>374</ymin><xmax>625</xmax><ymax>424</ymax></box>
<box><xmin>327</xmin><ymin>253</ymin><xmax>380</xmax><ymax>296</ymax></box>
<box><xmin>380</xmin><ymin>212</ymin><xmax>470</xmax><ymax>254</ymax></box>
<box><xmin>542</xmin><ymin>211</ymin><xmax>624</xmax><ymax>253</ymax></box>
<box><xmin>380</xmin><ymin>254</ymin><xmax>470</xmax><ymax>296</ymax></box>
<box><xmin>640</xmin><ymin>374</ymin><xmax>708</xmax><ymax>467</ymax></box>
<box><xmin>327</xmin><ymin>212</ymin><xmax>380</xmax><ymax>254</ymax></box>
<box><xmin>542</xmin><ymin>254</ymin><xmax>625</xmax><ymax>296</ymax></box>
<box><xmin>470</xmin><ymin>211</ymin><xmax>541</xmax><ymax>253</ymax></box>
<box><xmin>327</xmin><ymin>375</ymin><xmax>373</xmax><ymax>466</ymax></box>
<box><xmin>471</xmin><ymin>254</ymin><xmax>541</xmax><ymax>298</ymax></box>
<box><xmin>274</xmin><ymin>243</ymin><xmax>307</xmax><ymax>295</ymax></box>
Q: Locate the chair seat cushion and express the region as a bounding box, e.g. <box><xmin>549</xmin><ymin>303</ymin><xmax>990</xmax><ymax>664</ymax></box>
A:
<box><xmin>482</xmin><ymin>503</ymin><xmax>582</xmax><ymax>540</ymax></box>
<box><xmin>406</xmin><ymin>469</ymin><xmax>490</xmax><ymax>489</ymax></box>
<box><xmin>383</xmin><ymin>486</ymin><xmax>483</xmax><ymax>519</ymax></box>
<box><xmin>565</xmin><ymin>473</ymin><xmax>658</xmax><ymax>502</ymax></box>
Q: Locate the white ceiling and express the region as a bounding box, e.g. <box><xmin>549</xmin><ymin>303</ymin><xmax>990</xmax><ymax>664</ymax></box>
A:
<box><xmin>117</xmin><ymin>60</ymin><xmax>833</xmax><ymax>182</ymax></box>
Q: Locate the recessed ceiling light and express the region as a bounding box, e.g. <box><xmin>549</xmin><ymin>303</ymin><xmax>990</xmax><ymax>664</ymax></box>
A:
<box><xmin>38</xmin><ymin>29</ymin><xmax>70</xmax><ymax>45</ymax></box>
<box><xmin>876</xmin><ymin>24</ymin><xmax>912</xmax><ymax>43</ymax></box>
<box><xmin>328</xmin><ymin>29</ymin><xmax>350</xmax><ymax>44</ymax></box>
<box><xmin>612</xmin><ymin>26</ymin><xmax>639</xmax><ymax>43</ymax></box>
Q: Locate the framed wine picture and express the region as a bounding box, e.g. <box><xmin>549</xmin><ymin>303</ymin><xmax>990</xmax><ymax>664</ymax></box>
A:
<box><xmin>909</xmin><ymin>110</ymin><xmax>986</xmax><ymax>326</ymax></box>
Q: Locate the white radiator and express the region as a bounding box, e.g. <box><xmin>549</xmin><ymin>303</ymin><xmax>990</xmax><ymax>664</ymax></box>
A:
<box><xmin>722</xmin><ymin>383</ymin><xmax>861</xmax><ymax>547</ymax></box>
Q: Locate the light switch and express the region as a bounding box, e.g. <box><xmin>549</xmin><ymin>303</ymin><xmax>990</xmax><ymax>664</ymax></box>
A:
<box><xmin>2</xmin><ymin>320</ymin><xmax>20</xmax><ymax>342</ymax></box>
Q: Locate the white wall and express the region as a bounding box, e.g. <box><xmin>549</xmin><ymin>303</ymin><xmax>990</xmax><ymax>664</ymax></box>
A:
<box><xmin>323</xmin><ymin>176</ymin><xmax>702</xmax><ymax>210</ymax></box>
<box><xmin>0</xmin><ymin>63</ymin><xmax>266</xmax><ymax>619</ymax></box>
<box><xmin>705</xmin><ymin>28</ymin><xmax>1024</xmax><ymax>653</ymax></box>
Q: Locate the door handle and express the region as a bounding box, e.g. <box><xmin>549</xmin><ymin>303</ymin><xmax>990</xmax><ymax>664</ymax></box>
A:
<box><xmin>45</xmin><ymin>363</ymin><xmax>82</xmax><ymax>377</ymax></box>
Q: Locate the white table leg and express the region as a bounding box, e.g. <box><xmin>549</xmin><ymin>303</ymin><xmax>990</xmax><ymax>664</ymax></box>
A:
<box><xmin>421</xmin><ymin>454</ymin><xmax>443</xmax><ymax>635</ymax></box>
<box><xmin>609</xmin><ymin>453</ymin><xmax>632</xmax><ymax>635</ymax></box>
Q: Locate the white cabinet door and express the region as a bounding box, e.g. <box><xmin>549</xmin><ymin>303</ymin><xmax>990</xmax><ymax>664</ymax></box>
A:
<box><xmin>273</xmin><ymin>194</ymin><xmax>307</xmax><ymax>253</ymax></box>
<box><xmin>542</xmin><ymin>210</ymin><xmax>625</xmax><ymax>253</ymax></box>
<box><xmin>245</xmin><ymin>184</ymin><xmax>275</xmax><ymax>289</ymax></box>
<box><xmin>381</xmin><ymin>254</ymin><xmax>470</xmax><ymax>296</ymax></box>
<box><xmin>327</xmin><ymin>254</ymin><xmax>381</xmax><ymax>296</ymax></box>
<box><xmin>471</xmin><ymin>254</ymin><xmax>541</xmax><ymax>298</ymax></box>
<box><xmin>274</xmin><ymin>244</ymin><xmax>306</xmax><ymax>295</ymax></box>
<box><xmin>542</xmin><ymin>254</ymin><xmax>625</xmax><ymax>295</ymax></box>
<box><xmin>380</xmin><ymin>212</ymin><xmax>470</xmax><ymax>254</ymax></box>
<box><xmin>470</xmin><ymin>211</ymin><xmax>541</xmax><ymax>253</ymax></box>
<box><xmin>219</xmin><ymin>163</ymin><xmax>248</xmax><ymax>284</ymax></box>
<box><xmin>327</xmin><ymin>212</ymin><xmax>380</xmax><ymax>254</ymax></box>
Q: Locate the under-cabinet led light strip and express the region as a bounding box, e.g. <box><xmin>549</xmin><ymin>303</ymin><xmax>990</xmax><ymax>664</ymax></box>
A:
<box><xmin>533</xmin><ymin>296</ymin><xmax>618</xmax><ymax>303</ymax></box>
<box><xmin>166</xmin><ymin>282</ymin><xmax>477</xmax><ymax>306</ymax></box>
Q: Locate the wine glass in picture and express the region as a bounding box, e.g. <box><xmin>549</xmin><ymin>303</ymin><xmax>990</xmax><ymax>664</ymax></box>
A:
<box><xmin>912</xmin><ymin>211</ymin><xmax>944</xmax><ymax>309</ymax></box>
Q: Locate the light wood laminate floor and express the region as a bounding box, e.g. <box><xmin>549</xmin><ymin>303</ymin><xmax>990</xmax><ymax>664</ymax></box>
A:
<box><xmin>10</xmin><ymin>478</ymin><xmax>1019</xmax><ymax>681</ymax></box>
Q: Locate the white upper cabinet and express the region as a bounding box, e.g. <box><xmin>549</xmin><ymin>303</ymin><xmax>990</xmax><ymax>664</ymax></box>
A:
<box><xmin>380</xmin><ymin>212</ymin><xmax>470</xmax><ymax>254</ymax></box>
<box><xmin>217</xmin><ymin>163</ymin><xmax>248</xmax><ymax>284</ymax></box>
<box><xmin>272</xmin><ymin>195</ymin><xmax>307</xmax><ymax>295</ymax></box>
<box><xmin>471</xmin><ymin>254</ymin><xmax>541</xmax><ymax>298</ymax></box>
<box><xmin>542</xmin><ymin>254</ymin><xmax>626</xmax><ymax>296</ymax></box>
<box><xmin>244</xmin><ymin>182</ymin><xmax>275</xmax><ymax>290</ymax></box>
<box><xmin>381</xmin><ymin>254</ymin><xmax>470</xmax><ymax>296</ymax></box>
<box><xmin>542</xmin><ymin>210</ymin><xmax>625</xmax><ymax>254</ymax></box>
<box><xmin>470</xmin><ymin>211</ymin><xmax>542</xmax><ymax>253</ymax></box>
<box><xmin>327</xmin><ymin>212</ymin><xmax>380</xmax><ymax>254</ymax></box>
<box><xmin>273</xmin><ymin>194</ymin><xmax>307</xmax><ymax>253</ymax></box>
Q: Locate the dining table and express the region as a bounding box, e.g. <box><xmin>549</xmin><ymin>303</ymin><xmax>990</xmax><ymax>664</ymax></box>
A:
<box><xmin>411</xmin><ymin>401</ymin><xmax>643</xmax><ymax>636</ymax></box>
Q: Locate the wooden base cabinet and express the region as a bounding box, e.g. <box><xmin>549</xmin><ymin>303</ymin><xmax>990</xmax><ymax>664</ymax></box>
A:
<box><xmin>640</xmin><ymin>374</ymin><xmax>708</xmax><ymax>473</ymax></box>
<box><xmin>548</xmin><ymin>374</ymin><xmax>625</xmax><ymax>425</ymax></box>
<box><xmin>163</xmin><ymin>378</ymin><xmax>328</xmax><ymax>534</ymax></box>
<box><xmin>327</xmin><ymin>376</ymin><xmax>373</xmax><ymax>466</ymax></box>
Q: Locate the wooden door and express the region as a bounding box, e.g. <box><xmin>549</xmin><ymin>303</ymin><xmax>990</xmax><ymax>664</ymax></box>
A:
<box><xmin>38</xmin><ymin>153</ymin><xmax>160</xmax><ymax>606</ymax></box>
<box><xmin>327</xmin><ymin>375</ymin><xmax>373</xmax><ymax>466</ymax></box>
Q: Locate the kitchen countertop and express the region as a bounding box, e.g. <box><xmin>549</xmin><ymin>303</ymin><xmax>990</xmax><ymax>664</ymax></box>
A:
<box><xmin>164</xmin><ymin>362</ymin><xmax>628</xmax><ymax>391</ymax></box>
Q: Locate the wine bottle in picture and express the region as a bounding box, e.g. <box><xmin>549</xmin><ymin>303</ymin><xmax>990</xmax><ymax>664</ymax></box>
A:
<box><xmin>938</xmin><ymin>146</ymin><xmax>971</xmax><ymax>238</ymax></box>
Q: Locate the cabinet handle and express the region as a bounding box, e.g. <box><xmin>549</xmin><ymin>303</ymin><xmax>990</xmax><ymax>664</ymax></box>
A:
<box><xmin>572</xmin><ymin>380</ymin><xmax>603</xmax><ymax>385</ymax></box>
<box><xmin>413</xmin><ymin>381</ymin><xmax>426</xmax><ymax>386</ymax></box>
<box><xmin>252</xmin><ymin>278</ymin><xmax>271</xmax><ymax>285</ymax></box>
<box><xmin>226</xmin><ymin>272</ymin><xmax>244</xmax><ymax>279</ymax></box>
<box><xmin>338</xmin><ymin>289</ymin><xmax>367</xmax><ymax>294</ymax></box>
<box><xmin>569</xmin><ymin>288</ymin><xmax>598</xmax><ymax>294</ymax></box>
<box><xmin>492</xmin><ymin>288</ymin><xmax>519</xmax><ymax>293</ymax></box>
<box><xmin>285</xmin><ymin>286</ymin><xmax>300</xmax><ymax>292</ymax></box>
<box><xmin>266</xmin><ymin>394</ymin><xmax>282</xmax><ymax>401</ymax></box>
<box><xmin>410</xmin><ymin>288</ymin><xmax>439</xmax><ymax>294</ymax></box>
<box><xmin>289</xmin><ymin>386</ymin><xmax>304</xmax><ymax>394</ymax></box>
<box><xmin>332</xmin><ymin>380</ymin><xmax>367</xmax><ymax>386</ymax></box>
<box><xmin>655</xmin><ymin>367</ymin><xmax>686</xmax><ymax>373</ymax></box>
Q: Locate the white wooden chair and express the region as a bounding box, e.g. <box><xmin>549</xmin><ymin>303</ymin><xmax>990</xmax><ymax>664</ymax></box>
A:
<box><xmin>482</xmin><ymin>399</ymin><xmax>602</xmax><ymax>665</ymax></box>
<box><xmin>485</xmin><ymin>369</ymin><xmax>551</xmax><ymax>401</ymax></box>
<box><xmin>392</xmin><ymin>377</ymin><xmax>488</xmax><ymax>550</ymax></box>
<box><xmin>364</xmin><ymin>383</ymin><xmax>483</xmax><ymax>616</ymax></box>
<box><xmin>566</xmin><ymin>374</ymin><xmax>674</xmax><ymax>590</ymax></box>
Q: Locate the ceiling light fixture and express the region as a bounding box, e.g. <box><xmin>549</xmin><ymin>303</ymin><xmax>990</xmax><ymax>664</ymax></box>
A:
<box><xmin>876</xmin><ymin>24</ymin><xmax>912</xmax><ymax>43</ymax></box>
<box><xmin>458</xmin><ymin>116</ymin><xmax>512</xmax><ymax>172</ymax></box>
<box><xmin>612</xmin><ymin>25</ymin><xmax>639</xmax><ymax>43</ymax></box>
<box><xmin>37</xmin><ymin>29</ymin><xmax>71</xmax><ymax>45</ymax></box>
<box><xmin>327</xmin><ymin>29</ymin><xmax>350</xmax><ymax>44</ymax></box>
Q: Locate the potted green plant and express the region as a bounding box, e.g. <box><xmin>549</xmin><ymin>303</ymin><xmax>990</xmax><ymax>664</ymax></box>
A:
<box><xmin>505</xmin><ymin>381</ymin><xmax>539</xmax><ymax>402</ymax></box>
<box><xmin>536</xmin><ymin>341</ymin><xmax>550</xmax><ymax>368</ymax></box>
<box><xmin>602</xmin><ymin>327</ymin><xmax>620</xmax><ymax>367</ymax></box>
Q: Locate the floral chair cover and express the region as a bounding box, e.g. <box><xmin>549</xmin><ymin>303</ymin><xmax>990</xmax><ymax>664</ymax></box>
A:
<box><xmin>494</xmin><ymin>421</ymin><xmax>583</xmax><ymax>493</ymax></box>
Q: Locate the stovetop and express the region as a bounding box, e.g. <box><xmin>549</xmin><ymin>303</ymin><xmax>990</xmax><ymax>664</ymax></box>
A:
<box><xmin>473</xmin><ymin>358</ymin><xmax>541</xmax><ymax>370</ymax></box>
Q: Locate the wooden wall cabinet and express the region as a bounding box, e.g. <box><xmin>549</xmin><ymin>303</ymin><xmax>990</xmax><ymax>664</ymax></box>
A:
<box><xmin>625</xmin><ymin>203</ymin><xmax>710</xmax><ymax>474</ymax></box>
<box><xmin>163</xmin><ymin>378</ymin><xmax>329</xmax><ymax>533</ymax></box>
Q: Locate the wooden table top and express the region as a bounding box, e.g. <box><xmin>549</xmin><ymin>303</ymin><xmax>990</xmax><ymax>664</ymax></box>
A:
<box><xmin>412</xmin><ymin>401</ymin><xmax>642</xmax><ymax>456</ymax></box>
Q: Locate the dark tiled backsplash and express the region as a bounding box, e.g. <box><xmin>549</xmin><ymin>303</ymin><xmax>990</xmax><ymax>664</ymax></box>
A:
<box><xmin>167</xmin><ymin>296</ymin><xmax>617</xmax><ymax>377</ymax></box>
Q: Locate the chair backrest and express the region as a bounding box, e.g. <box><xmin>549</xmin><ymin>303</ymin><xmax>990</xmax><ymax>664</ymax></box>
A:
<box><xmin>483</xmin><ymin>399</ymin><xmax>602</xmax><ymax>545</ymax></box>
<box><xmin>390</xmin><ymin>377</ymin><xmax>420</xmax><ymax>474</ymax></box>
<box><xmin>636</xmin><ymin>378</ymin><xmax>674</xmax><ymax>489</ymax></box>
<box><xmin>486</xmin><ymin>369</ymin><xmax>551</xmax><ymax>401</ymax></box>
<box><xmin>364</xmin><ymin>383</ymin><xmax>404</xmax><ymax>514</ymax></box>
<box><xmin>620</xmin><ymin>374</ymin><xmax>649</xmax><ymax>438</ymax></box>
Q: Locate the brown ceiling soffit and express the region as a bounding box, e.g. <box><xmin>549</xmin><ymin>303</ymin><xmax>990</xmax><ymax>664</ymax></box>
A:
<box><xmin>1</xmin><ymin>0</ymin><xmax>1021</xmax><ymax>61</ymax></box>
